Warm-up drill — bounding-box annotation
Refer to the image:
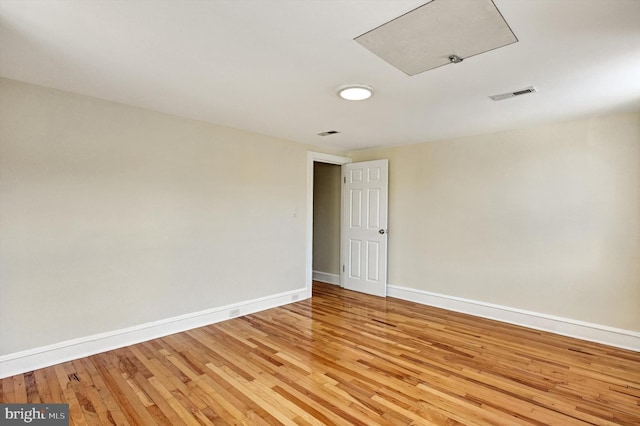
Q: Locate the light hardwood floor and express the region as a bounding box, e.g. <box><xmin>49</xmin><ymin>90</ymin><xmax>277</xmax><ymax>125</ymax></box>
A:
<box><xmin>1</xmin><ymin>281</ymin><xmax>639</xmax><ymax>425</ymax></box>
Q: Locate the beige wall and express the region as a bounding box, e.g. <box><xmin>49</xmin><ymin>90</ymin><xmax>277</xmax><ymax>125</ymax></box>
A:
<box><xmin>0</xmin><ymin>78</ymin><xmax>329</xmax><ymax>355</ymax></box>
<box><xmin>312</xmin><ymin>163</ymin><xmax>341</xmax><ymax>275</ymax></box>
<box><xmin>351</xmin><ymin>113</ymin><xmax>640</xmax><ymax>331</ymax></box>
<box><xmin>2</xmin><ymin>77</ymin><xmax>637</xmax><ymax>358</ymax></box>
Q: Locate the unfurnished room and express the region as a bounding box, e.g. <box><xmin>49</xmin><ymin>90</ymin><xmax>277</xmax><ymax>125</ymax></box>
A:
<box><xmin>0</xmin><ymin>0</ymin><xmax>639</xmax><ymax>425</ymax></box>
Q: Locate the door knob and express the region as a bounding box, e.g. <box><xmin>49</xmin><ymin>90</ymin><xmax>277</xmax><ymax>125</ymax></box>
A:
<box><xmin>379</xmin><ymin>229</ymin><xmax>387</xmax><ymax>234</ymax></box>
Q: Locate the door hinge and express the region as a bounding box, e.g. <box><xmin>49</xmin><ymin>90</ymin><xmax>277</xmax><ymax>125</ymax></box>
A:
<box><xmin>342</xmin><ymin>265</ymin><xmax>345</xmax><ymax>272</ymax></box>
<box><xmin>344</xmin><ymin>177</ymin><xmax>346</xmax><ymax>184</ymax></box>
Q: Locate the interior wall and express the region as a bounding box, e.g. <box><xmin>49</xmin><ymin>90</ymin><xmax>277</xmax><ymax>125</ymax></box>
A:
<box><xmin>312</xmin><ymin>163</ymin><xmax>341</xmax><ymax>276</ymax></box>
<box><xmin>351</xmin><ymin>112</ymin><xmax>640</xmax><ymax>331</ymax></box>
<box><xmin>0</xmin><ymin>78</ymin><xmax>335</xmax><ymax>355</ymax></box>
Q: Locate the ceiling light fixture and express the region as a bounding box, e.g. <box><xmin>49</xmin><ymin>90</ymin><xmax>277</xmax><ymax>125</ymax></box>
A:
<box><xmin>338</xmin><ymin>84</ymin><xmax>374</xmax><ymax>101</ymax></box>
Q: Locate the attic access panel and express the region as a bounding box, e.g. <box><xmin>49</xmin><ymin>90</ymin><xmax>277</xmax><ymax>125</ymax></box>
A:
<box><xmin>355</xmin><ymin>0</ymin><xmax>517</xmax><ymax>76</ymax></box>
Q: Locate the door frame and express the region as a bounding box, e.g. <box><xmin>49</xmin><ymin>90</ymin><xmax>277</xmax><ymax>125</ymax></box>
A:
<box><xmin>306</xmin><ymin>152</ymin><xmax>351</xmax><ymax>295</ymax></box>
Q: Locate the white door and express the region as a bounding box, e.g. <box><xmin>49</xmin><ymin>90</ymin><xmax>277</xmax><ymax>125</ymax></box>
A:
<box><xmin>341</xmin><ymin>160</ymin><xmax>388</xmax><ymax>297</ymax></box>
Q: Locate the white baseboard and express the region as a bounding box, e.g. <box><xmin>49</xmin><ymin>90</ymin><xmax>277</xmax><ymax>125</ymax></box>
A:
<box><xmin>0</xmin><ymin>287</ymin><xmax>310</xmax><ymax>379</ymax></box>
<box><xmin>387</xmin><ymin>284</ymin><xmax>640</xmax><ymax>351</ymax></box>
<box><xmin>312</xmin><ymin>270</ymin><xmax>340</xmax><ymax>285</ymax></box>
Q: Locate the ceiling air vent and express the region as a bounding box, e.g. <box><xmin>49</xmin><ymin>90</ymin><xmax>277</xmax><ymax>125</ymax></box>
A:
<box><xmin>490</xmin><ymin>86</ymin><xmax>537</xmax><ymax>101</ymax></box>
<box><xmin>317</xmin><ymin>130</ymin><xmax>340</xmax><ymax>136</ymax></box>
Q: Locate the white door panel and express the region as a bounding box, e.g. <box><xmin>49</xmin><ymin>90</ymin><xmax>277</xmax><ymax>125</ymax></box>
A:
<box><xmin>342</xmin><ymin>159</ymin><xmax>388</xmax><ymax>297</ymax></box>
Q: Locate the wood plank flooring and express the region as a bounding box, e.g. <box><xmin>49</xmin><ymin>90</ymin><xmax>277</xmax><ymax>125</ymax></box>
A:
<box><xmin>1</xmin><ymin>281</ymin><xmax>639</xmax><ymax>425</ymax></box>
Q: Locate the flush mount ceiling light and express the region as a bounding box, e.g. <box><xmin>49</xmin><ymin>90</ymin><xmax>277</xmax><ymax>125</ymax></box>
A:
<box><xmin>337</xmin><ymin>84</ymin><xmax>374</xmax><ymax>101</ymax></box>
<box><xmin>355</xmin><ymin>0</ymin><xmax>517</xmax><ymax>76</ymax></box>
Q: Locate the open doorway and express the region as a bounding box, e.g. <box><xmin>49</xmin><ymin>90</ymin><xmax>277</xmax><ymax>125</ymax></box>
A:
<box><xmin>306</xmin><ymin>153</ymin><xmax>389</xmax><ymax>298</ymax></box>
<box><xmin>312</xmin><ymin>162</ymin><xmax>341</xmax><ymax>285</ymax></box>
<box><xmin>305</xmin><ymin>152</ymin><xmax>351</xmax><ymax>294</ymax></box>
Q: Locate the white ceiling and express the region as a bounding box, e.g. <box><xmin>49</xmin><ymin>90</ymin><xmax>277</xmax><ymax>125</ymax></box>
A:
<box><xmin>1</xmin><ymin>0</ymin><xmax>639</xmax><ymax>151</ymax></box>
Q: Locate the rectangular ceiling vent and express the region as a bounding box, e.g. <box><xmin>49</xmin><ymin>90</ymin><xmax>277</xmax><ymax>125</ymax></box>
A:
<box><xmin>317</xmin><ymin>130</ymin><xmax>340</xmax><ymax>136</ymax></box>
<box><xmin>490</xmin><ymin>86</ymin><xmax>537</xmax><ymax>101</ymax></box>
